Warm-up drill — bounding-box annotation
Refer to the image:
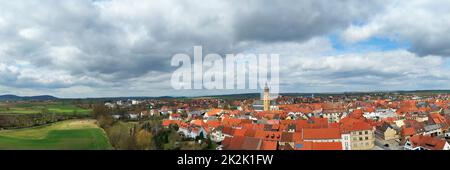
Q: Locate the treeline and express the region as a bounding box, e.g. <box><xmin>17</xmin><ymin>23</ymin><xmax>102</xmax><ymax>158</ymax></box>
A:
<box><xmin>92</xmin><ymin>104</ymin><xmax>217</xmax><ymax>150</ymax></box>
<box><xmin>0</xmin><ymin>113</ymin><xmax>90</xmax><ymax>129</ymax></box>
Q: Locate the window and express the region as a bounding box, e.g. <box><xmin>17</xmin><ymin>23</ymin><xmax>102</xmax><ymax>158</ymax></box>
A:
<box><xmin>359</xmin><ymin>132</ymin><xmax>363</xmax><ymax>135</ymax></box>
<box><xmin>365</xmin><ymin>137</ymin><xmax>369</xmax><ymax>140</ymax></box>
<box><xmin>359</xmin><ymin>137</ymin><xmax>363</xmax><ymax>141</ymax></box>
<box><xmin>365</xmin><ymin>131</ymin><xmax>368</xmax><ymax>134</ymax></box>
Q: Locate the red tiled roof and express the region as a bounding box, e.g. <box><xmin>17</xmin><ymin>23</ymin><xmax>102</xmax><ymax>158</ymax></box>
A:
<box><xmin>244</xmin><ymin>129</ymin><xmax>257</xmax><ymax>137</ymax></box>
<box><xmin>233</xmin><ymin>128</ymin><xmax>247</xmax><ymax>137</ymax></box>
<box><xmin>162</xmin><ymin>120</ymin><xmax>181</xmax><ymax>127</ymax></box>
<box><xmin>430</xmin><ymin>113</ymin><xmax>446</xmax><ymax>124</ymax></box>
<box><xmin>226</xmin><ymin>136</ymin><xmax>246</xmax><ymax>150</ymax></box>
<box><xmin>312</xmin><ymin>142</ymin><xmax>342</xmax><ymax>150</ymax></box>
<box><xmin>241</xmin><ymin>123</ymin><xmax>253</xmax><ymax>130</ymax></box>
<box><xmin>260</xmin><ymin>140</ymin><xmax>277</xmax><ymax>150</ymax></box>
<box><xmin>267</xmin><ymin>119</ymin><xmax>280</xmax><ymax>125</ymax></box>
<box><xmin>205</xmin><ymin>120</ymin><xmax>221</xmax><ymax>129</ymax></box>
<box><xmin>280</xmin><ymin>132</ymin><xmax>294</xmax><ymax>142</ymax></box>
<box><xmin>293</xmin><ymin>132</ymin><xmax>302</xmax><ymax>142</ymax></box>
<box><xmin>409</xmin><ymin>135</ymin><xmax>447</xmax><ymax>150</ymax></box>
<box><xmin>222</xmin><ymin>117</ymin><xmax>242</xmax><ymax>127</ymax></box>
<box><xmin>254</xmin><ymin>130</ymin><xmax>282</xmax><ymax>141</ymax></box>
<box><xmin>190</xmin><ymin>119</ymin><xmax>205</xmax><ymax>127</ymax></box>
<box><xmin>206</xmin><ymin>109</ymin><xmax>222</xmax><ymax>116</ymax></box>
<box><xmin>303</xmin><ymin>128</ymin><xmax>341</xmax><ymax>140</ymax></box>
<box><xmin>365</xmin><ymin>107</ymin><xmax>375</xmax><ymax>113</ymax></box>
<box><xmin>241</xmin><ymin>137</ymin><xmax>262</xmax><ymax>150</ymax></box>
<box><xmin>310</xmin><ymin>117</ymin><xmax>329</xmax><ymax>128</ymax></box>
<box><xmin>222</xmin><ymin>126</ymin><xmax>233</xmax><ymax>135</ymax></box>
<box><xmin>344</xmin><ymin>121</ymin><xmax>373</xmax><ymax>132</ymax></box>
<box><xmin>402</xmin><ymin>127</ymin><xmax>416</xmax><ymax>137</ymax></box>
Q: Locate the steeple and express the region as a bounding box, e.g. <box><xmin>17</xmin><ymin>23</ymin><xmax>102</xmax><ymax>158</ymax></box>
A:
<box><xmin>263</xmin><ymin>82</ymin><xmax>270</xmax><ymax>111</ymax></box>
<box><xmin>264</xmin><ymin>82</ymin><xmax>269</xmax><ymax>92</ymax></box>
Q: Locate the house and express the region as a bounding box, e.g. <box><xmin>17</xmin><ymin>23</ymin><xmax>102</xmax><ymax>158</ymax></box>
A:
<box><xmin>150</xmin><ymin>109</ymin><xmax>160</xmax><ymax>116</ymax></box>
<box><xmin>375</xmin><ymin>123</ymin><xmax>400</xmax><ymax>140</ymax></box>
<box><xmin>178</xmin><ymin>126</ymin><xmax>207</xmax><ymax>139</ymax></box>
<box><xmin>445</xmin><ymin>129</ymin><xmax>450</xmax><ymax>139</ymax></box>
<box><xmin>224</xmin><ymin>136</ymin><xmax>243</xmax><ymax>150</ymax></box>
<box><xmin>404</xmin><ymin>135</ymin><xmax>450</xmax><ymax>150</ymax></box>
<box><xmin>128</xmin><ymin>113</ymin><xmax>139</xmax><ymax>120</ymax></box>
<box><xmin>162</xmin><ymin>120</ymin><xmax>182</xmax><ymax>128</ymax></box>
<box><xmin>188</xmin><ymin>110</ymin><xmax>205</xmax><ymax>119</ymax></box>
<box><xmin>112</xmin><ymin>114</ymin><xmax>122</xmax><ymax>120</ymax></box>
<box><xmin>260</xmin><ymin>140</ymin><xmax>278</xmax><ymax>150</ymax></box>
<box><xmin>241</xmin><ymin>137</ymin><xmax>263</xmax><ymax>150</ymax></box>
<box><xmin>254</xmin><ymin>130</ymin><xmax>282</xmax><ymax>142</ymax></box>
<box><xmin>321</xmin><ymin>102</ymin><xmax>347</xmax><ymax>123</ymax></box>
<box><xmin>302</xmin><ymin>128</ymin><xmax>342</xmax><ymax>143</ymax></box>
<box><xmin>402</xmin><ymin>127</ymin><xmax>416</xmax><ymax>139</ymax></box>
<box><xmin>222</xmin><ymin>136</ymin><xmax>245</xmax><ymax>150</ymax></box>
<box><xmin>278</xmin><ymin>132</ymin><xmax>301</xmax><ymax>148</ymax></box>
<box><xmin>423</xmin><ymin>124</ymin><xmax>443</xmax><ymax>137</ymax></box>
<box><xmin>204</xmin><ymin>109</ymin><xmax>223</xmax><ymax>119</ymax></box>
<box><xmin>294</xmin><ymin>141</ymin><xmax>343</xmax><ymax>150</ymax></box>
<box><xmin>340</xmin><ymin>119</ymin><xmax>375</xmax><ymax>150</ymax></box>
<box><xmin>169</xmin><ymin>113</ymin><xmax>181</xmax><ymax>120</ymax></box>
<box><xmin>104</xmin><ymin>102</ymin><xmax>115</xmax><ymax>108</ymax></box>
<box><xmin>140</xmin><ymin>111</ymin><xmax>150</xmax><ymax>118</ymax></box>
<box><xmin>222</xmin><ymin>136</ymin><xmax>263</xmax><ymax>150</ymax></box>
<box><xmin>210</xmin><ymin>127</ymin><xmax>226</xmax><ymax>142</ymax></box>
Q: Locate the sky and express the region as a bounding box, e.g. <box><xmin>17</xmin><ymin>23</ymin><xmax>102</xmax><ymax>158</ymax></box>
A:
<box><xmin>1</xmin><ymin>0</ymin><xmax>450</xmax><ymax>98</ymax></box>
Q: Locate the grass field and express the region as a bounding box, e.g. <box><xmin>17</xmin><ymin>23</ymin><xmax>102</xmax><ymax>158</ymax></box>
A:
<box><xmin>0</xmin><ymin>102</ymin><xmax>92</xmax><ymax>115</ymax></box>
<box><xmin>0</xmin><ymin>119</ymin><xmax>112</xmax><ymax>150</ymax></box>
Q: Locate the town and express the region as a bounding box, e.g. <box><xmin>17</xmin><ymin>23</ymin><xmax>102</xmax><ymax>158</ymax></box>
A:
<box><xmin>103</xmin><ymin>87</ymin><xmax>450</xmax><ymax>150</ymax></box>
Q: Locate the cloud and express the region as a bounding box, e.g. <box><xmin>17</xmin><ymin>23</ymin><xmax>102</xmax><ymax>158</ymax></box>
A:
<box><xmin>233</xmin><ymin>0</ymin><xmax>384</xmax><ymax>42</ymax></box>
<box><xmin>342</xmin><ymin>0</ymin><xmax>450</xmax><ymax>56</ymax></box>
<box><xmin>0</xmin><ymin>0</ymin><xmax>449</xmax><ymax>97</ymax></box>
<box><xmin>281</xmin><ymin>48</ymin><xmax>450</xmax><ymax>92</ymax></box>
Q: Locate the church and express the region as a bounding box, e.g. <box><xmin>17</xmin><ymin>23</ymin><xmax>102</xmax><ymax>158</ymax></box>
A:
<box><xmin>252</xmin><ymin>83</ymin><xmax>278</xmax><ymax>111</ymax></box>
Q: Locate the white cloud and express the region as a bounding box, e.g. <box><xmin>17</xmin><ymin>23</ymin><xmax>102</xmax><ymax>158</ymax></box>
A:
<box><xmin>0</xmin><ymin>0</ymin><xmax>449</xmax><ymax>97</ymax></box>
<box><xmin>342</xmin><ymin>0</ymin><xmax>450</xmax><ymax>56</ymax></box>
<box><xmin>18</xmin><ymin>27</ymin><xmax>43</xmax><ymax>40</ymax></box>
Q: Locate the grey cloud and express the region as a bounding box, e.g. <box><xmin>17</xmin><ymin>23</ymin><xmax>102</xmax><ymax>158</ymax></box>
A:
<box><xmin>0</xmin><ymin>0</ymin><xmax>449</xmax><ymax>97</ymax></box>
<box><xmin>233</xmin><ymin>0</ymin><xmax>385</xmax><ymax>42</ymax></box>
<box><xmin>342</xmin><ymin>0</ymin><xmax>450</xmax><ymax>57</ymax></box>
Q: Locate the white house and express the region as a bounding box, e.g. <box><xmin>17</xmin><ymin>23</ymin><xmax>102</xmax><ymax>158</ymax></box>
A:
<box><xmin>422</xmin><ymin>124</ymin><xmax>443</xmax><ymax>137</ymax></box>
<box><xmin>128</xmin><ymin>113</ymin><xmax>139</xmax><ymax>120</ymax></box>
<box><xmin>178</xmin><ymin>127</ymin><xmax>207</xmax><ymax>139</ymax></box>
<box><xmin>341</xmin><ymin>133</ymin><xmax>352</xmax><ymax>150</ymax></box>
<box><xmin>210</xmin><ymin>129</ymin><xmax>226</xmax><ymax>142</ymax></box>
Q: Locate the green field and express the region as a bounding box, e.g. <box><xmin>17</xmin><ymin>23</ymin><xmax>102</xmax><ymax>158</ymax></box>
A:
<box><xmin>0</xmin><ymin>119</ymin><xmax>112</xmax><ymax>150</ymax></box>
<box><xmin>0</xmin><ymin>102</ymin><xmax>92</xmax><ymax>115</ymax></box>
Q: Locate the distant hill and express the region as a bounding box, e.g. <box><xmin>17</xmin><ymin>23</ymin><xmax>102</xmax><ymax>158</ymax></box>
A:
<box><xmin>0</xmin><ymin>95</ymin><xmax>58</xmax><ymax>101</ymax></box>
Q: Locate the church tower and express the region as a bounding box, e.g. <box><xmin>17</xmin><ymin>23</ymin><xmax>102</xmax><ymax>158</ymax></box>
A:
<box><xmin>263</xmin><ymin>83</ymin><xmax>270</xmax><ymax>111</ymax></box>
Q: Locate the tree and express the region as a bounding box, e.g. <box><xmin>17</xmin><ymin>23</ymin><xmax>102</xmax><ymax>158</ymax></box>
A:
<box><xmin>135</xmin><ymin>129</ymin><xmax>154</xmax><ymax>150</ymax></box>
<box><xmin>93</xmin><ymin>104</ymin><xmax>113</xmax><ymax>128</ymax></box>
<box><xmin>163</xmin><ymin>130</ymin><xmax>182</xmax><ymax>150</ymax></box>
<box><xmin>169</xmin><ymin>123</ymin><xmax>179</xmax><ymax>131</ymax></box>
<box><xmin>205</xmin><ymin>138</ymin><xmax>218</xmax><ymax>150</ymax></box>
<box><xmin>195</xmin><ymin>131</ymin><xmax>205</xmax><ymax>141</ymax></box>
